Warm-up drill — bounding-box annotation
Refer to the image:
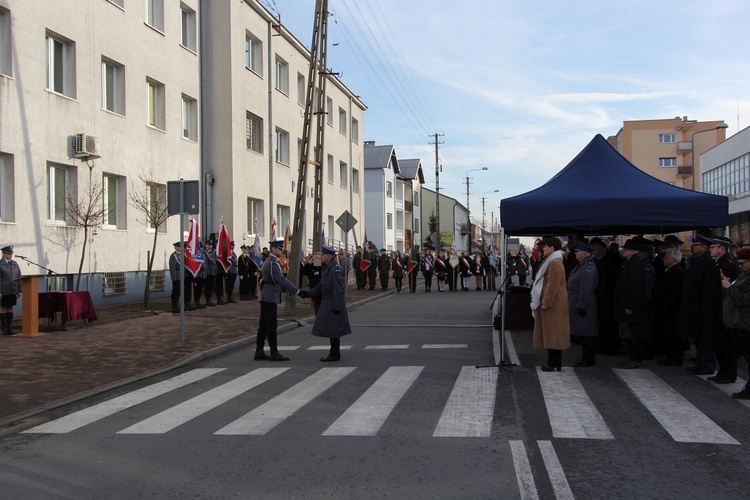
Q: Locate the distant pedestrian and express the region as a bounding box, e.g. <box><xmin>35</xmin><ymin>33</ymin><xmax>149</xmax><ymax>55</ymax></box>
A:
<box><xmin>0</xmin><ymin>245</ymin><xmax>22</xmax><ymax>335</ymax></box>
<box><xmin>305</xmin><ymin>245</ymin><xmax>352</xmax><ymax>362</ymax></box>
<box><xmin>378</xmin><ymin>248</ymin><xmax>391</xmax><ymax>290</ymax></box>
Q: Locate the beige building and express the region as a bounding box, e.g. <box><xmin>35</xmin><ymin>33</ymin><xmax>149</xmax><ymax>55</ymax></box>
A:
<box><xmin>608</xmin><ymin>116</ymin><xmax>727</xmax><ymax>191</ymax></box>
<box><xmin>0</xmin><ymin>0</ymin><xmax>364</xmax><ymax>305</ymax></box>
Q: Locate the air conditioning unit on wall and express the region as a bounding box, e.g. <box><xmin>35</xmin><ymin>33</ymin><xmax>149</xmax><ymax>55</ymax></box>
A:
<box><xmin>74</xmin><ymin>133</ymin><xmax>101</xmax><ymax>159</ymax></box>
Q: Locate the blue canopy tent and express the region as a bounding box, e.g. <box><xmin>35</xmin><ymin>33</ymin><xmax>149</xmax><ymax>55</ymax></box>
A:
<box><xmin>500</xmin><ymin>134</ymin><xmax>728</xmax><ymax>236</ymax></box>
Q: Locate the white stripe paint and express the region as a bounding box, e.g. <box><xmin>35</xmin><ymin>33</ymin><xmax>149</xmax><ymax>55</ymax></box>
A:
<box><xmin>538</xmin><ymin>440</ymin><xmax>575</xmax><ymax>500</ymax></box>
<box><xmin>504</xmin><ymin>329</ymin><xmax>521</xmax><ymax>366</ymax></box>
<box><xmin>614</xmin><ymin>368</ymin><xmax>740</xmax><ymax>445</ymax></box>
<box><xmin>698</xmin><ymin>375</ymin><xmax>750</xmax><ymax>408</ymax></box>
<box><xmin>537</xmin><ymin>367</ymin><xmax>613</xmax><ymax>440</ymax></box>
<box><xmin>23</xmin><ymin>368</ymin><xmax>225</xmax><ymax>434</ymax></box>
<box><xmin>117</xmin><ymin>368</ymin><xmax>289</xmax><ymax>434</ymax></box>
<box><xmin>215</xmin><ymin>367</ymin><xmax>356</xmax><ymax>435</ymax></box>
<box><xmin>323</xmin><ymin>366</ymin><xmax>423</xmax><ymax>436</ymax></box>
<box><xmin>510</xmin><ymin>441</ymin><xmax>539</xmax><ymax>500</ymax></box>
<box><xmin>421</xmin><ymin>344</ymin><xmax>468</xmax><ymax>349</ymax></box>
<box><xmin>274</xmin><ymin>346</ymin><xmax>301</xmax><ymax>351</ymax></box>
<box><xmin>364</xmin><ymin>345</ymin><xmax>410</xmax><ymax>350</ymax></box>
<box><xmin>307</xmin><ymin>345</ymin><xmax>352</xmax><ymax>351</ymax></box>
<box><xmin>433</xmin><ymin>366</ymin><xmax>497</xmax><ymax>437</ymax></box>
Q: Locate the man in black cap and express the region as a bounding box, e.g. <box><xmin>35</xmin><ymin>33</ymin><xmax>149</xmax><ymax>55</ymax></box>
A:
<box><xmin>614</xmin><ymin>238</ymin><xmax>650</xmax><ymax>368</ymax></box>
<box><xmin>377</xmin><ymin>248</ymin><xmax>391</xmax><ymax>290</ymax></box>
<box><xmin>709</xmin><ymin>236</ymin><xmax>741</xmax><ymax>383</ymax></box>
<box><xmin>169</xmin><ymin>242</ymin><xmax>194</xmax><ymax>314</ymax></box>
<box><xmin>0</xmin><ymin>245</ymin><xmax>22</xmax><ymax>335</ymax></box>
<box><xmin>352</xmin><ymin>246</ymin><xmax>365</xmax><ymax>290</ymax></box>
<box><xmin>256</xmin><ymin>240</ymin><xmax>306</xmax><ymax>361</ymax></box>
<box><xmin>238</xmin><ymin>244</ymin><xmax>252</xmax><ymax>300</ymax></box>
<box><xmin>203</xmin><ymin>240</ymin><xmax>218</xmax><ymax>306</ymax></box>
<box><xmin>306</xmin><ymin>245</ymin><xmax>352</xmax><ymax>361</ymax></box>
<box><xmin>225</xmin><ymin>241</ymin><xmax>238</xmax><ymax>303</ymax></box>
<box><xmin>677</xmin><ymin>231</ymin><xmax>721</xmax><ymax>374</ymax></box>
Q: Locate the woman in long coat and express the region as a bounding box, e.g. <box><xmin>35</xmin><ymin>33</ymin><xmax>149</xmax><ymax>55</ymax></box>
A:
<box><xmin>392</xmin><ymin>250</ymin><xmax>406</xmax><ymax>293</ymax></box>
<box><xmin>306</xmin><ymin>245</ymin><xmax>352</xmax><ymax>361</ymax></box>
<box><xmin>531</xmin><ymin>236</ymin><xmax>570</xmax><ymax>371</ymax></box>
<box><xmin>567</xmin><ymin>242</ymin><xmax>599</xmax><ymax>367</ymax></box>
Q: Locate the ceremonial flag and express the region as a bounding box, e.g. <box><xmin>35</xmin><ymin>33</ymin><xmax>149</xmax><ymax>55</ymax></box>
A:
<box><xmin>251</xmin><ymin>228</ymin><xmax>263</xmax><ymax>270</ymax></box>
<box><xmin>360</xmin><ymin>229</ymin><xmax>371</xmax><ymax>272</ymax></box>
<box><xmin>407</xmin><ymin>246</ymin><xmax>418</xmax><ymax>274</ymax></box>
<box><xmin>488</xmin><ymin>239</ymin><xmax>497</xmax><ymax>268</ymax></box>
<box><xmin>184</xmin><ymin>217</ymin><xmax>203</xmax><ymax>278</ymax></box>
<box><xmin>216</xmin><ymin>223</ymin><xmax>231</xmax><ymax>272</ymax></box>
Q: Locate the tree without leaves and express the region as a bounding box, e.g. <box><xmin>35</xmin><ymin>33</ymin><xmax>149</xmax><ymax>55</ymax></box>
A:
<box><xmin>129</xmin><ymin>172</ymin><xmax>171</xmax><ymax>309</ymax></box>
<box><xmin>65</xmin><ymin>167</ymin><xmax>107</xmax><ymax>291</ymax></box>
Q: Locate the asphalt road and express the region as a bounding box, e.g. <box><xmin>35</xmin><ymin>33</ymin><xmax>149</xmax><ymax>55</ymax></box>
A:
<box><xmin>1</xmin><ymin>288</ymin><xmax>749</xmax><ymax>499</ymax></box>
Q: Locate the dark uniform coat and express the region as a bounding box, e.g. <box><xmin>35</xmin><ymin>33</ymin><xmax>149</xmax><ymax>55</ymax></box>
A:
<box><xmin>652</xmin><ymin>263</ymin><xmax>685</xmax><ymax>342</ymax></box>
<box><xmin>677</xmin><ymin>251</ymin><xmax>722</xmax><ymax>347</ymax></box>
<box><xmin>613</xmin><ymin>255</ymin><xmax>648</xmax><ymax>323</ymax></box>
<box><xmin>0</xmin><ymin>258</ymin><xmax>22</xmax><ymax>295</ymax></box>
<box><xmin>714</xmin><ymin>253</ymin><xmax>741</xmax><ymax>351</ymax></box>
<box><xmin>567</xmin><ymin>255</ymin><xmax>598</xmax><ymax>337</ymax></box>
<box><xmin>259</xmin><ymin>254</ymin><xmax>299</xmax><ymax>304</ymax></box>
<box><xmin>307</xmin><ymin>257</ymin><xmax>352</xmax><ymax>338</ymax></box>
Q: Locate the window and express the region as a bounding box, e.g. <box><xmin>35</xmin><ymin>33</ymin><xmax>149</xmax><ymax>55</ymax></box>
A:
<box><xmin>387</xmin><ymin>212</ymin><xmax>393</xmax><ymax>229</ymax></box>
<box><xmin>47</xmin><ymin>162</ymin><xmax>77</xmax><ymax>223</ymax></box>
<box><xmin>327</xmin><ymin>155</ymin><xmax>334</xmax><ymax>183</ymax></box>
<box><xmin>103</xmin><ymin>173</ymin><xmax>126</xmax><ymax>229</ymax></box>
<box><xmin>327</xmin><ymin>216</ymin><xmax>334</xmax><ymax>243</ymax></box>
<box><xmin>248</xmin><ymin>198</ymin><xmax>264</xmax><ymax>234</ymax></box>
<box><xmin>107</xmin><ymin>0</ymin><xmax>125</xmax><ymax>8</ymax></box>
<box><xmin>351</xmin><ymin>117</ymin><xmax>359</xmax><ymax>143</ymax></box>
<box><xmin>147</xmin><ymin>78</ymin><xmax>165</xmax><ymax>129</ymax></box>
<box><xmin>45</xmin><ymin>31</ymin><xmax>76</xmax><ymax>98</ymax></box>
<box><xmin>182</xmin><ymin>94</ymin><xmax>197</xmax><ymax>140</ymax></box>
<box><xmin>386</xmin><ymin>181</ymin><xmax>392</xmax><ymax>198</ymax></box>
<box><xmin>102</xmin><ymin>58</ymin><xmax>125</xmax><ymax>115</ymax></box>
<box><xmin>245</xmin><ymin>32</ymin><xmax>263</xmax><ymax>75</ymax></box>
<box><xmin>326</xmin><ymin>97</ymin><xmax>333</xmax><ymax>126</ymax></box>
<box><xmin>277</xmin><ymin>205</ymin><xmax>290</xmax><ymax>239</ymax></box>
<box><xmin>396</xmin><ymin>210</ymin><xmax>404</xmax><ymax>231</ymax></box>
<box><xmin>659</xmin><ymin>157</ymin><xmax>677</xmax><ymax>168</ymax></box>
<box><xmin>275</xmin><ymin>128</ymin><xmax>290</xmax><ymax>165</ymax></box>
<box><xmin>414</xmin><ymin>218</ymin><xmax>419</xmax><ymax>232</ymax></box>
<box><xmin>659</xmin><ymin>133</ymin><xmax>676</xmax><ymax>144</ymax></box>
<box><xmin>103</xmin><ymin>272</ymin><xmax>127</xmax><ymax>296</ymax></box>
<box><xmin>148</xmin><ymin>182</ymin><xmax>167</xmax><ymax>233</ymax></box>
<box><xmin>297</xmin><ymin>72</ymin><xmax>305</xmax><ymax>105</ymax></box>
<box><xmin>146</xmin><ymin>0</ymin><xmax>164</xmax><ymax>32</ymax></box>
<box><xmin>352</xmin><ymin>168</ymin><xmax>359</xmax><ymax>193</ymax></box>
<box><xmin>0</xmin><ymin>152</ymin><xmax>15</xmax><ymax>222</ymax></box>
<box><xmin>414</xmin><ymin>191</ymin><xmax>419</xmax><ymax>206</ymax></box>
<box><xmin>339</xmin><ymin>161</ymin><xmax>348</xmax><ymax>188</ymax></box>
<box><xmin>180</xmin><ymin>3</ymin><xmax>197</xmax><ymax>52</ymax></box>
<box><xmin>0</xmin><ymin>7</ymin><xmax>12</xmax><ymax>77</ymax></box>
<box><xmin>246</xmin><ymin>112</ymin><xmax>263</xmax><ymax>153</ymax></box>
<box><xmin>275</xmin><ymin>56</ymin><xmax>289</xmax><ymax>95</ymax></box>
<box><xmin>338</xmin><ymin>107</ymin><xmax>347</xmax><ymax>135</ymax></box>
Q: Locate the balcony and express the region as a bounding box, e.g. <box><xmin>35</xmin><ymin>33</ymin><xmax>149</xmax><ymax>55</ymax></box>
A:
<box><xmin>677</xmin><ymin>141</ymin><xmax>693</xmax><ymax>154</ymax></box>
<box><xmin>677</xmin><ymin>165</ymin><xmax>693</xmax><ymax>177</ymax></box>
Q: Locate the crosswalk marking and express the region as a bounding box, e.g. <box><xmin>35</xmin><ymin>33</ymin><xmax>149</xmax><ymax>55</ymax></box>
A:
<box><xmin>422</xmin><ymin>344</ymin><xmax>468</xmax><ymax>349</ymax></box>
<box><xmin>510</xmin><ymin>441</ymin><xmax>539</xmax><ymax>500</ymax></box>
<box><xmin>364</xmin><ymin>345</ymin><xmax>409</xmax><ymax>350</ymax></box>
<box><xmin>215</xmin><ymin>367</ymin><xmax>356</xmax><ymax>435</ymax></box>
<box><xmin>305</xmin><ymin>345</ymin><xmax>353</xmax><ymax>351</ymax></box>
<box><xmin>538</xmin><ymin>440</ymin><xmax>575</xmax><ymax>499</ymax></box>
<box><xmin>433</xmin><ymin>366</ymin><xmax>497</xmax><ymax>437</ymax></box>
<box><xmin>117</xmin><ymin>368</ymin><xmax>289</xmax><ymax>434</ymax></box>
<box><xmin>322</xmin><ymin>366</ymin><xmax>424</xmax><ymax>436</ymax></box>
<box><xmin>537</xmin><ymin>367</ymin><xmax>614</xmax><ymax>440</ymax></box>
<box><xmin>23</xmin><ymin>368</ymin><xmax>226</xmax><ymax>434</ymax></box>
<box><xmin>614</xmin><ymin>368</ymin><xmax>740</xmax><ymax>445</ymax></box>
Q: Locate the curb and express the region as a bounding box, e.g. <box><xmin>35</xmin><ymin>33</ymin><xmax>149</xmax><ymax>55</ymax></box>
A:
<box><xmin>0</xmin><ymin>289</ymin><xmax>395</xmax><ymax>430</ymax></box>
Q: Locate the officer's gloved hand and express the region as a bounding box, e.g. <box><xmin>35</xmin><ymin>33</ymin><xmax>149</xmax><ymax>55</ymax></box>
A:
<box><xmin>298</xmin><ymin>290</ymin><xmax>308</xmax><ymax>299</ymax></box>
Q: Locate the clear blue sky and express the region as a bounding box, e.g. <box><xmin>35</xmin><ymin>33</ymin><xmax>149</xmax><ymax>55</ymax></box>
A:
<box><xmin>263</xmin><ymin>0</ymin><xmax>750</xmax><ymax>223</ymax></box>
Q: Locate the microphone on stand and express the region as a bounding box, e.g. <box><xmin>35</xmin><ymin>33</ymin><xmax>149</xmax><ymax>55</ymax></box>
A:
<box><xmin>15</xmin><ymin>255</ymin><xmax>27</xmax><ymax>259</ymax></box>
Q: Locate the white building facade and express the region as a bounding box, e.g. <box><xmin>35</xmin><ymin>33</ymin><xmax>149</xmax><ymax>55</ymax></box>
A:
<box><xmin>363</xmin><ymin>143</ymin><xmax>399</xmax><ymax>251</ymax></box>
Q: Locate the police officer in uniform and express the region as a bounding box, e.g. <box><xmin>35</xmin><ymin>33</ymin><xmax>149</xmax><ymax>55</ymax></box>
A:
<box><xmin>203</xmin><ymin>240</ymin><xmax>218</xmax><ymax>306</ymax></box>
<box><xmin>256</xmin><ymin>240</ymin><xmax>305</xmax><ymax>361</ymax></box>
<box><xmin>0</xmin><ymin>245</ymin><xmax>22</xmax><ymax>335</ymax></box>
<box><xmin>377</xmin><ymin>248</ymin><xmax>391</xmax><ymax>290</ymax></box>
<box><xmin>225</xmin><ymin>241</ymin><xmax>238</xmax><ymax>303</ymax></box>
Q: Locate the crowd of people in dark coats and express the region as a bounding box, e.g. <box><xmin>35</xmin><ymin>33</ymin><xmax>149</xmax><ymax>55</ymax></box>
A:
<box><xmin>528</xmin><ymin>230</ymin><xmax>750</xmax><ymax>400</ymax></box>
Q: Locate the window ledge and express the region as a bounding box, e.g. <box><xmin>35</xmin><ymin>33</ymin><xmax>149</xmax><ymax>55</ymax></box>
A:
<box><xmin>245</xmin><ymin>67</ymin><xmax>263</xmax><ymax>79</ymax></box>
<box><xmin>181</xmin><ymin>136</ymin><xmax>199</xmax><ymax>144</ymax></box>
<box><xmin>146</xmin><ymin>124</ymin><xmax>166</xmax><ymax>133</ymax></box>
<box><xmin>45</xmin><ymin>89</ymin><xmax>78</xmax><ymax>102</ymax></box>
<box><xmin>144</xmin><ymin>23</ymin><xmax>165</xmax><ymax>36</ymax></box>
<box><xmin>180</xmin><ymin>44</ymin><xmax>197</xmax><ymax>56</ymax></box>
<box><xmin>101</xmin><ymin>108</ymin><xmax>126</xmax><ymax>118</ymax></box>
<box><xmin>0</xmin><ymin>73</ymin><xmax>14</xmax><ymax>81</ymax></box>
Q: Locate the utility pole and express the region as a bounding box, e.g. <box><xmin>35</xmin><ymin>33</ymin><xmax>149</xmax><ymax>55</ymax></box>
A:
<box><xmin>429</xmin><ymin>133</ymin><xmax>444</xmax><ymax>250</ymax></box>
<box><xmin>286</xmin><ymin>0</ymin><xmax>330</xmax><ymax>317</ymax></box>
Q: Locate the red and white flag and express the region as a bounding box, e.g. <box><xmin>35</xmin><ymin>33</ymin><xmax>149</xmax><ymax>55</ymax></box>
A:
<box><xmin>216</xmin><ymin>223</ymin><xmax>232</xmax><ymax>272</ymax></box>
<box><xmin>184</xmin><ymin>218</ymin><xmax>203</xmax><ymax>278</ymax></box>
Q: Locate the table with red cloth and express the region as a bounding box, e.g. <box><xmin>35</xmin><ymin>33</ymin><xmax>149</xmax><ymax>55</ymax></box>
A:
<box><xmin>38</xmin><ymin>291</ymin><xmax>98</xmax><ymax>328</ymax></box>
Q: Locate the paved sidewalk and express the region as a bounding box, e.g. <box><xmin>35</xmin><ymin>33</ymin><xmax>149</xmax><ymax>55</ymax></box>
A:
<box><xmin>0</xmin><ymin>285</ymin><xmax>390</xmax><ymax>427</ymax></box>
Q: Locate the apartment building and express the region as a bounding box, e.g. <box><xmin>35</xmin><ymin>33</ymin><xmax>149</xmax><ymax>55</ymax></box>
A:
<box><xmin>395</xmin><ymin>158</ymin><xmax>424</xmax><ymax>253</ymax></box>
<box><xmin>608</xmin><ymin>116</ymin><xmax>727</xmax><ymax>191</ymax></box>
<box><xmin>0</xmin><ymin>0</ymin><xmax>365</xmax><ymax>305</ymax></box>
<box><xmin>420</xmin><ymin>187</ymin><xmax>469</xmax><ymax>254</ymax></box>
<box><xmin>700</xmin><ymin>125</ymin><xmax>750</xmax><ymax>243</ymax></box>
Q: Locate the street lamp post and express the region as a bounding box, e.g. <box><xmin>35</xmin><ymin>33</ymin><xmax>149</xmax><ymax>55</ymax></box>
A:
<box><xmin>465</xmin><ymin>167</ymin><xmax>488</xmax><ymax>252</ymax></box>
<box><xmin>691</xmin><ymin>123</ymin><xmax>729</xmax><ymax>192</ymax></box>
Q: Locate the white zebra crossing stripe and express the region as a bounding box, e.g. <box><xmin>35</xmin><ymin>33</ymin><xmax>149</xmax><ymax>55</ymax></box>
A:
<box><xmin>322</xmin><ymin>366</ymin><xmax>424</xmax><ymax>436</ymax></box>
<box><xmin>538</xmin><ymin>441</ymin><xmax>575</xmax><ymax>500</ymax></box>
<box><xmin>117</xmin><ymin>368</ymin><xmax>289</xmax><ymax>434</ymax></box>
<box><xmin>215</xmin><ymin>367</ymin><xmax>356</xmax><ymax>435</ymax></box>
<box><xmin>614</xmin><ymin>368</ymin><xmax>740</xmax><ymax>445</ymax></box>
<box><xmin>306</xmin><ymin>345</ymin><xmax>352</xmax><ymax>350</ymax></box>
<box><xmin>422</xmin><ymin>344</ymin><xmax>468</xmax><ymax>349</ymax></box>
<box><xmin>364</xmin><ymin>345</ymin><xmax>409</xmax><ymax>349</ymax></box>
<box><xmin>510</xmin><ymin>441</ymin><xmax>540</xmax><ymax>500</ymax></box>
<box><xmin>23</xmin><ymin>368</ymin><xmax>226</xmax><ymax>434</ymax></box>
<box><xmin>537</xmin><ymin>367</ymin><xmax>614</xmax><ymax>440</ymax></box>
<box><xmin>433</xmin><ymin>366</ymin><xmax>497</xmax><ymax>437</ymax></box>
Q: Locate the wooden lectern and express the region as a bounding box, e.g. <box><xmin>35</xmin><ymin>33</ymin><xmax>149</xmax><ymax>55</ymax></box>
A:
<box><xmin>13</xmin><ymin>274</ymin><xmax>47</xmax><ymax>337</ymax></box>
